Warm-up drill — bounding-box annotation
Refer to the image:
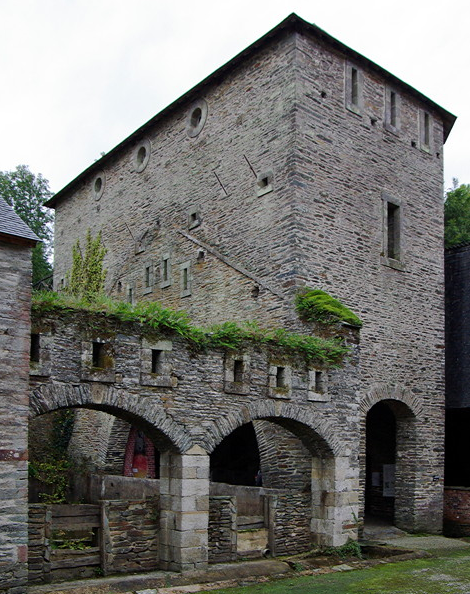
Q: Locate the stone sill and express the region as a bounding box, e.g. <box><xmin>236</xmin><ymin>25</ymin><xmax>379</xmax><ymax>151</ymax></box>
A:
<box><xmin>140</xmin><ymin>373</ymin><xmax>177</xmax><ymax>388</ymax></box>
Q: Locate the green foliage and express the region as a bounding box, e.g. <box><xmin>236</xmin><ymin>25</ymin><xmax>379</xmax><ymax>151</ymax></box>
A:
<box><xmin>65</xmin><ymin>230</ymin><xmax>107</xmax><ymax>301</ymax></box>
<box><xmin>295</xmin><ymin>288</ymin><xmax>362</xmax><ymax>328</ymax></box>
<box><xmin>51</xmin><ymin>530</ymin><xmax>92</xmax><ymax>550</ymax></box>
<box><xmin>323</xmin><ymin>538</ymin><xmax>363</xmax><ymax>559</ymax></box>
<box><xmin>29</xmin><ymin>457</ymin><xmax>71</xmax><ymax>504</ymax></box>
<box><xmin>0</xmin><ymin>164</ymin><xmax>53</xmax><ymax>284</ymax></box>
<box><xmin>32</xmin><ymin>292</ymin><xmax>350</xmax><ymax>368</ymax></box>
<box><xmin>445</xmin><ymin>179</ymin><xmax>470</xmax><ymax>248</ymax></box>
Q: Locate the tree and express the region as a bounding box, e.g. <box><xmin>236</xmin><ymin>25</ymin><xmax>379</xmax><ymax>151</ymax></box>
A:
<box><xmin>445</xmin><ymin>179</ymin><xmax>470</xmax><ymax>248</ymax></box>
<box><xmin>0</xmin><ymin>165</ymin><xmax>53</xmax><ymax>284</ymax></box>
<box><xmin>65</xmin><ymin>230</ymin><xmax>107</xmax><ymax>301</ymax></box>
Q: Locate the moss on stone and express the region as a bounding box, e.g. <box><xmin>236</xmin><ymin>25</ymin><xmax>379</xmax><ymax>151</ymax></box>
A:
<box><xmin>295</xmin><ymin>288</ymin><xmax>362</xmax><ymax>328</ymax></box>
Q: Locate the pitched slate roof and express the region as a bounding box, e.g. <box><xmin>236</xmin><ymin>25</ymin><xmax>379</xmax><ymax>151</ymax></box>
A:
<box><xmin>0</xmin><ymin>197</ymin><xmax>39</xmax><ymax>244</ymax></box>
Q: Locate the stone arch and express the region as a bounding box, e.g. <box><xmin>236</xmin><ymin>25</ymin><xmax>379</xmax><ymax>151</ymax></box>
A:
<box><xmin>201</xmin><ymin>399</ymin><xmax>346</xmax><ymax>458</ymax></box>
<box><xmin>359</xmin><ymin>383</ymin><xmax>423</xmax><ymax>533</ymax></box>
<box><xmin>30</xmin><ymin>383</ymin><xmax>193</xmax><ymax>454</ymax></box>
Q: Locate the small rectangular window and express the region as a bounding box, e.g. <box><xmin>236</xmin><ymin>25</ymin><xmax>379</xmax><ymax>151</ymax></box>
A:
<box><xmin>351</xmin><ymin>68</ymin><xmax>358</xmax><ymax>106</ymax></box>
<box><xmin>30</xmin><ymin>334</ymin><xmax>40</xmax><ymax>363</ymax></box>
<box><xmin>145</xmin><ymin>266</ymin><xmax>151</xmax><ymax>288</ymax></box>
<box><xmin>387</xmin><ymin>202</ymin><xmax>400</xmax><ymax>260</ymax></box>
<box><xmin>151</xmin><ymin>349</ymin><xmax>163</xmax><ymax>374</ymax></box>
<box><xmin>183</xmin><ymin>267</ymin><xmax>188</xmax><ymax>291</ymax></box>
<box><xmin>127</xmin><ymin>286</ymin><xmax>133</xmax><ymax>303</ymax></box>
<box><xmin>180</xmin><ymin>261</ymin><xmax>191</xmax><ymax>297</ymax></box>
<box><xmin>92</xmin><ymin>342</ymin><xmax>105</xmax><ymax>368</ymax></box>
<box><xmin>424</xmin><ymin>112</ymin><xmax>430</xmax><ymax>146</ymax></box>
<box><xmin>315</xmin><ymin>371</ymin><xmax>325</xmax><ymax>394</ymax></box>
<box><xmin>390</xmin><ymin>92</ymin><xmax>396</xmax><ymax>127</ymax></box>
<box><xmin>163</xmin><ymin>259</ymin><xmax>169</xmax><ymax>282</ymax></box>
<box><xmin>233</xmin><ymin>360</ymin><xmax>244</xmax><ymax>383</ymax></box>
<box><xmin>276</xmin><ymin>367</ymin><xmax>286</xmax><ymax>388</ymax></box>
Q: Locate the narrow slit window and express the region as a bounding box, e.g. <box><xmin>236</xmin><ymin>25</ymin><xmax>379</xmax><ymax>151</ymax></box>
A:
<box><xmin>183</xmin><ymin>267</ymin><xmax>188</xmax><ymax>291</ymax></box>
<box><xmin>387</xmin><ymin>202</ymin><xmax>400</xmax><ymax>260</ymax></box>
<box><xmin>424</xmin><ymin>112</ymin><xmax>430</xmax><ymax>146</ymax></box>
<box><xmin>163</xmin><ymin>259</ymin><xmax>169</xmax><ymax>282</ymax></box>
<box><xmin>145</xmin><ymin>266</ymin><xmax>151</xmax><ymax>288</ymax></box>
<box><xmin>92</xmin><ymin>342</ymin><xmax>105</xmax><ymax>368</ymax></box>
<box><xmin>30</xmin><ymin>334</ymin><xmax>40</xmax><ymax>363</ymax></box>
<box><xmin>127</xmin><ymin>286</ymin><xmax>133</xmax><ymax>303</ymax></box>
<box><xmin>276</xmin><ymin>367</ymin><xmax>286</xmax><ymax>388</ymax></box>
<box><xmin>151</xmin><ymin>350</ymin><xmax>163</xmax><ymax>374</ymax></box>
<box><xmin>233</xmin><ymin>360</ymin><xmax>244</xmax><ymax>383</ymax></box>
<box><xmin>351</xmin><ymin>68</ymin><xmax>358</xmax><ymax>106</ymax></box>
<box><xmin>390</xmin><ymin>91</ymin><xmax>397</xmax><ymax>127</ymax></box>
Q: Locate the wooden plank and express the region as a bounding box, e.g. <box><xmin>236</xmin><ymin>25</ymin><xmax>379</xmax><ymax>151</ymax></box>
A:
<box><xmin>51</xmin><ymin>549</ymin><xmax>100</xmax><ymax>570</ymax></box>
<box><xmin>52</xmin><ymin>517</ymin><xmax>100</xmax><ymax>529</ymax></box>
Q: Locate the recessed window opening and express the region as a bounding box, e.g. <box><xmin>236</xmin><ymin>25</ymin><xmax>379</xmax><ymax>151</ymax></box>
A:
<box><xmin>424</xmin><ymin>112</ymin><xmax>430</xmax><ymax>146</ymax></box>
<box><xmin>127</xmin><ymin>287</ymin><xmax>133</xmax><ymax>303</ymax></box>
<box><xmin>390</xmin><ymin>91</ymin><xmax>397</xmax><ymax>127</ymax></box>
<box><xmin>190</xmin><ymin>212</ymin><xmax>198</xmax><ymax>224</ymax></box>
<box><xmin>387</xmin><ymin>202</ymin><xmax>400</xmax><ymax>260</ymax></box>
<box><xmin>197</xmin><ymin>250</ymin><xmax>205</xmax><ymax>262</ymax></box>
<box><xmin>315</xmin><ymin>371</ymin><xmax>324</xmax><ymax>394</ymax></box>
<box><xmin>162</xmin><ymin>259</ymin><xmax>169</xmax><ymax>282</ymax></box>
<box><xmin>92</xmin><ymin>342</ymin><xmax>105</xmax><ymax>368</ymax></box>
<box><xmin>258</xmin><ymin>177</ymin><xmax>269</xmax><ymax>189</ymax></box>
<box><xmin>137</xmin><ymin>146</ymin><xmax>147</xmax><ymax>166</ymax></box>
<box><xmin>191</xmin><ymin>107</ymin><xmax>202</xmax><ymax>128</ymax></box>
<box><xmin>351</xmin><ymin>67</ymin><xmax>358</xmax><ymax>106</ymax></box>
<box><xmin>117</xmin><ymin>281</ymin><xmax>122</xmax><ymax>293</ymax></box>
<box><xmin>145</xmin><ymin>265</ymin><xmax>151</xmax><ymax>288</ymax></box>
<box><xmin>183</xmin><ymin>267</ymin><xmax>189</xmax><ymax>291</ymax></box>
<box><xmin>233</xmin><ymin>360</ymin><xmax>244</xmax><ymax>383</ymax></box>
<box><xmin>151</xmin><ymin>349</ymin><xmax>163</xmax><ymax>374</ymax></box>
<box><xmin>251</xmin><ymin>284</ymin><xmax>260</xmax><ymax>299</ymax></box>
<box><xmin>30</xmin><ymin>334</ymin><xmax>40</xmax><ymax>363</ymax></box>
<box><xmin>276</xmin><ymin>367</ymin><xmax>286</xmax><ymax>388</ymax></box>
<box><xmin>94</xmin><ymin>177</ymin><xmax>102</xmax><ymax>194</ymax></box>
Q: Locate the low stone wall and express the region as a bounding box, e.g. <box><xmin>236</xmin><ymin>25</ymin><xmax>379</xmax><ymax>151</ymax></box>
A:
<box><xmin>444</xmin><ymin>487</ymin><xmax>470</xmax><ymax>536</ymax></box>
<box><xmin>208</xmin><ymin>496</ymin><xmax>237</xmax><ymax>563</ymax></box>
<box><xmin>269</xmin><ymin>492</ymin><xmax>312</xmax><ymax>556</ymax></box>
<box><xmin>28</xmin><ymin>505</ymin><xmax>51</xmax><ymax>584</ymax></box>
<box><xmin>102</xmin><ymin>498</ymin><xmax>159</xmax><ymax>574</ymax></box>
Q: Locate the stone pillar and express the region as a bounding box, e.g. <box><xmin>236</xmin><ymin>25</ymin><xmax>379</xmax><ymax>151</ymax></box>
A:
<box><xmin>159</xmin><ymin>445</ymin><xmax>209</xmax><ymax>571</ymax></box>
<box><xmin>311</xmin><ymin>455</ymin><xmax>359</xmax><ymax>547</ymax></box>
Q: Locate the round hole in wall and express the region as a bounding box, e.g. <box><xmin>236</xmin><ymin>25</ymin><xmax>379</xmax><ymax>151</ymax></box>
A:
<box><xmin>92</xmin><ymin>172</ymin><xmax>105</xmax><ymax>200</ymax></box>
<box><xmin>186</xmin><ymin>99</ymin><xmax>208</xmax><ymax>138</ymax></box>
<box><xmin>132</xmin><ymin>139</ymin><xmax>151</xmax><ymax>173</ymax></box>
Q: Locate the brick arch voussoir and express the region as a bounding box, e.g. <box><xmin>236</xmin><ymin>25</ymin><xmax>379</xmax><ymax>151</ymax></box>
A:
<box><xmin>359</xmin><ymin>384</ymin><xmax>424</xmax><ymax>419</ymax></box>
<box><xmin>202</xmin><ymin>400</ymin><xmax>345</xmax><ymax>457</ymax></box>
<box><xmin>30</xmin><ymin>383</ymin><xmax>192</xmax><ymax>454</ymax></box>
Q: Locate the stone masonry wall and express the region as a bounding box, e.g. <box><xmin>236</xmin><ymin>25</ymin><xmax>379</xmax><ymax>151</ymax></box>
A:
<box><xmin>0</xmin><ymin>243</ymin><xmax>33</xmax><ymax>594</ymax></box>
<box><xmin>269</xmin><ymin>492</ymin><xmax>312</xmax><ymax>556</ymax></box>
<box><xmin>102</xmin><ymin>498</ymin><xmax>159</xmax><ymax>575</ymax></box>
<box><xmin>208</xmin><ymin>496</ymin><xmax>237</xmax><ymax>563</ymax></box>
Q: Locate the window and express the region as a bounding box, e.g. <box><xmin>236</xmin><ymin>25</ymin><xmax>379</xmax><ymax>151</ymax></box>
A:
<box><xmin>276</xmin><ymin>366</ymin><xmax>286</xmax><ymax>388</ymax></box>
<box><xmin>180</xmin><ymin>261</ymin><xmax>192</xmax><ymax>297</ymax></box>
<box><xmin>385</xmin><ymin>88</ymin><xmax>400</xmax><ymax>132</ymax></box>
<box><xmin>30</xmin><ymin>334</ymin><xmax>40</xmax><ymax>363</ymax></box>
<box><xmin>308</xmin><ymin>369</ymin><xmax>329</xmax><ymax>402</ymax></box>
<box><xmin>381</xmin><ymin>192</ymin><xmax>404</xmax><ymax>270</ymax></box>
<box><xmin>233</xmin><ymin>360</ymin><xmax>244</xmax><ymax>383</ymax></box>
<box><xmin>92</xmin><ymin>342</ymin><xmax>106</xmax><ymax>368</ymax></box>
<box><xmin>186</xmin><ymin>99</ymin><xmax>208</xmax><ymax>138</ymax></box>
<box><xmin>256</xmin><ymin>170</ymin><xmax>273</xmax><ymax>197</ymax></box>
<box><xmin>269</xmin><ymin>363</ymin><xmax>291</xmax><ymax>399</ymax></box>
<box><xmin>419</xmin><ymin>109</ymin><xmax>432</xmax><ymax>151</ymax></box>
<box><xmin>143</xmin><ymin>262</ymin><xmax>154</xmax><ymax>294</ymax></box>
<box><xmin>133</xmin><ymin>139</ymin><xmax>151</xmax><ymax>172</ymax></box>
<box><xmin>188</xmin><ymin>206</ymin><xmax>201</xmax><ymax>230</ymax></box>
<box><xmin>151</xmin><ymin>349</ymin><xmax>163</xmax><ymax>374</ymax></box>
<box><xmin>92</xmin><ymin>172</ymin><xmax>105</xmax><ymax>200</ymax></box>
<box><xmin>160</xmin><ymin>253</ymin><xmax>172</xmax><ymax>288</ymax></box>
<box><xmin>345</xmin><ymin>62</ymin><xmax>363</xmax><ymax>114</ymax></box>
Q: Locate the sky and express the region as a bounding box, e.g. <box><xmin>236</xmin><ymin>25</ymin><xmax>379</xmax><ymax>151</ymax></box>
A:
<box><xmin>0</xmin><ymin>0</ymin><xmax>468</xmax><ymax>195</ymax></box>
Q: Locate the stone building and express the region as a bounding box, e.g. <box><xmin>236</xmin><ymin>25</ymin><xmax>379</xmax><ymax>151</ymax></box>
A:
<box><xmin>34</xmin><ymin>12</ymin><xmax>455</xmax><ymax>573</ymax></box>
<box><xmin>0</xmin><ymin>198</ymin><xmax>38</xmax><ymax>593</ymax></box>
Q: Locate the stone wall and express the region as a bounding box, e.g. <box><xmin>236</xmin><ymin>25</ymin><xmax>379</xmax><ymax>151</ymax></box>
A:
<box><xmin>268</xmin><ymin>492</ymin><xmax>312</xmax><ymax>556</ymax></box>
<box><xmin>208</xmin><ymin>496</ymin><xmax>237</xmax><ymax>563</ymax></box>
<box><xmin>28</xmin><ymin>505</ymin><xmax>50</xmax><ymax>584</ymax></box>
<box><xmin>444</xmin><ymin>487</ymin><xmax>470</xmax><ymax>537</ymax></box>
<box><xmin>102</xmin><ymin>498</ymin><xmax>159</xmax><ymax>574</ymax></box>
<box><xmin>0</xmin><ymin>243</ymin><xmax>33</xmax><ymax>594</ymax></box>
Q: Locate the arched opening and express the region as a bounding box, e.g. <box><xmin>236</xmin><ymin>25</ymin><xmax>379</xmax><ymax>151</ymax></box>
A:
<box><xmin>210</xmin><ymin>423</ymin><xmax>259</xmax><ymax>485</ymax></box>
<box><xmin>365</xmin><ymin>402</ymin><xmax>396</xmax><ymax>521</ymax></box>
<box><xmin>363</xmin><ymin>399</ymin><xmax>417</xmax><ymax>534</ymax></box>
<box><xmin>208</xmin><ymin>414</ymin><xmax>346</xmax><ymax>560</ymax></box>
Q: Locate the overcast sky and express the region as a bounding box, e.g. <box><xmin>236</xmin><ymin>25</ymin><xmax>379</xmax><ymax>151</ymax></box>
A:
<box><xmin>1</xmin><ymin>0</ymin><xmax>468</xmax><ymax>195</ymax></box>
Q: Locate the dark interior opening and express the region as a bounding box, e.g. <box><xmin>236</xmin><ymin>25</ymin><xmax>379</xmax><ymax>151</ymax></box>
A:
<box><xmin>210</xmin><ymin>423</ymin><xmax>260</xmax><ymax>486</ymax></box>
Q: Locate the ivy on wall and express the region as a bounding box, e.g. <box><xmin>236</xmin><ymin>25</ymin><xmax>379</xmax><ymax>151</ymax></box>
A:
<box><xmin>295</xmin><ymin>288</ymin><xmax>362</xmax><ymax>328</ymax></box>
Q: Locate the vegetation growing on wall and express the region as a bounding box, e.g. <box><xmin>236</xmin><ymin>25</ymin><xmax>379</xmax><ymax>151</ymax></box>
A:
<box><xmin>29</xmin><ymin>410</ymin><xmax>75</xmax><ymax>503</ymax></box>
<box><xmin>65</xmin><ymin>230</ymin><xmax>107</xmax><ymax>301</ymax></box>
<box><xmin>445</xmin><ymin>180</ymin><xmax>470</xmax><ymax>248</ymax></box>
<box><xmin>32</xmin><ymin>291</ymin><xmax>351</xmax><ymax>368</ymax></box>
<box><xmin>295</xmin><ymin>288</ymin><xmax>362</xmax><ymax>328</ymax></box>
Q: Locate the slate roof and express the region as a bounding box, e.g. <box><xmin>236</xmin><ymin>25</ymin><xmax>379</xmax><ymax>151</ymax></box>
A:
<box><xmin>0</xmin><ymin>197</ymin><xmax>39</xmax><ymax>244</ymax></box>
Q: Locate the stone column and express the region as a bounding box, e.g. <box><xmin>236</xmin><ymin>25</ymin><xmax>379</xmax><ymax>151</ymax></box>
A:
<box><xmin>159</xmin><ymin>445</ymin><xmax>209</xmax><ymax>571</ymax></box>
